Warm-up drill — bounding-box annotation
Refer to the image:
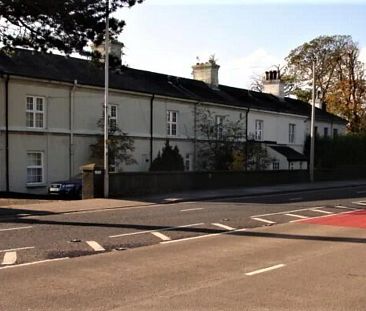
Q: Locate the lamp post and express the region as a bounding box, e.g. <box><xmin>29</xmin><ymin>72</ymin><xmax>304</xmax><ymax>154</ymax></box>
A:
<box><xmin>309</xmin><ymin>59</ymin><xmax>316</xmax><ymax>182</ymax></box>
<box><xmin>103</xmin><ymin>0</ymin><xmax>110</xmax><ymax>198</ymax></box>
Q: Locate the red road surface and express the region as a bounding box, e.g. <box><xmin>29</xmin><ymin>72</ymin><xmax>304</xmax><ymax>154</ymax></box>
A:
<box><xmin>303</xmin><ymin>210</ymin><xmax>366</xmax><ymax>229</ymax></box>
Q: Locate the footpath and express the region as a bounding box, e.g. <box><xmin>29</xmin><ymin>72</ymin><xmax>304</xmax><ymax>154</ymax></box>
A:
<box><xmin>1</xmin><ymin>179</ymin><xmax>366</xmax><ymax>217</ymax></box>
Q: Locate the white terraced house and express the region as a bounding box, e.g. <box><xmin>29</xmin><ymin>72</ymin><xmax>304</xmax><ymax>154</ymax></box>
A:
<box><xmin>0</xmin><ymin>45</ymin><xmax>346</xmax><ymax>194</ymax></box>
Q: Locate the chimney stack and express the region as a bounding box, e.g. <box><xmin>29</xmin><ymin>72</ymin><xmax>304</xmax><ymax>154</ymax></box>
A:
<box><xmin>262</xmin><ymin>70</ymin><xmax>285</xmax><ymax>98</ymax></box>
<box><xmin>192</xmin><ymin>57</ymin><xmax>220</xmax><ymax>89</ymax></box>
<box><xmin>93</xmin><ymin>41</ymin><xmax>124</xmax><ymax>66</ymax></box>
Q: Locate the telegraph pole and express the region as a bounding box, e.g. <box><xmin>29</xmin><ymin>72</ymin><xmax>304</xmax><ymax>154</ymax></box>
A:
<box><xmin>309</xmin><ymin>59</ymin><xmax>316</xmax><ymax>182</ymax></box>
<box><xmin>103</xmin><ymin>0</ymin><xmax>110</xmax><ymax>198</ymax></box>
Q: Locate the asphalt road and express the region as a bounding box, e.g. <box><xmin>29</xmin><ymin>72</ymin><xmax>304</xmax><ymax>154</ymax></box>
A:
<box><xmin>1</xmin><ymin>185</ymin><xmax>366</xmax><ymax>310</ymax></box>
<box><xmin>1</xmin><ymin>185</ymin><xmax>366</xmax><ymax>266</ymax></box>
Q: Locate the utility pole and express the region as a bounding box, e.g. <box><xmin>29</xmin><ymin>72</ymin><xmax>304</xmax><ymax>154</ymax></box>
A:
<box><xmin>309</xmin><ymin>59</ymin><xmax>316</xmax><ymax>182</ymax></box>
<box><xmin>103</xmin><ymin>0</ymin><xmax>110</xmax><ymax>198</ymax></box>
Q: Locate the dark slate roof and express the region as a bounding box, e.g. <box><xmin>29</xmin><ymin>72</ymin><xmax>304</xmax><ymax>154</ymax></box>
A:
<box><xmin>0</xmin><ymin>49</ymin><xmax>346</xmax><ymax>124</ymax></box>
<box><xmin>269</xmin><ymin>145</ymin><xmax>308</xmax><ymax>161</ymax></box>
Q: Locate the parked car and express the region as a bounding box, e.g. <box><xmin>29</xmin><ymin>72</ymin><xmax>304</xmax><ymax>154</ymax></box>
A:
<box><xmin>48</xmin><ymin>177</ymin><xmax>82</xmax><ymax>198</ymax></box>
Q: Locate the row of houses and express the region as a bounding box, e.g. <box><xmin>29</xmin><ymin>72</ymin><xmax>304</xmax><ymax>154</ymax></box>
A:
<box><xmin>0</xmin><ymin>46</ymin><xmax>346</xmax><ymax>193</ymax></box>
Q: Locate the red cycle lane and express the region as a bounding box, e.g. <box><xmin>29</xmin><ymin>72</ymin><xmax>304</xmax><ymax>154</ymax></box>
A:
<box><xmin>302</xmin><ymin>210</ymin><xmax>366</xmax><ymax>229</ymax></box>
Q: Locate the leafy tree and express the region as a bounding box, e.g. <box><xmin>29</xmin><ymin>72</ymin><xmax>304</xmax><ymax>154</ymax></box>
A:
<box><xmin>285</xmin><ymin>35</ymin><xmax>366</xmax><ymax>131</ymax></box>
<box><xmin>0</xmin><ymin>0</ymin><xmax>144</xmax><ymax>59</ymax></box>
<box><xmin>195</xmin><ymin>106</ymin><xmax>246</xmax><ymax>170</ymax></box>
<box><xmin>150</xmin><ymin>140</ymin><xmax>185</xmax><ymax>171</ymax></box>
<box><xmin>90</xmin><ymin>115</ymin><xmax>135</xmax><ymax>172</ymax></box>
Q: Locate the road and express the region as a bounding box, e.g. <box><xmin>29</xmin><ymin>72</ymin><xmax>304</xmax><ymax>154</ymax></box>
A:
<box><xmin>1</xmin><ymin>185</ymin><xmax>366</xmax><ymax>310</ymax></box>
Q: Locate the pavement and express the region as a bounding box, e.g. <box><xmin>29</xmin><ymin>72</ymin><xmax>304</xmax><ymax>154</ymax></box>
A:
<box><xmin>1</xmin><ymin>178</ymin><xmax>366</xmax><ymax>216</ymax></box>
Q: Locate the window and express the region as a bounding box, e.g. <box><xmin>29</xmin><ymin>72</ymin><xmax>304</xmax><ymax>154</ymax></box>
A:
<box><xmin>314</xmin><ymin>126</ymin><xmax>318</xmax><ymax>136</ymax></box>
<box><xmin>26</xmin><ymin>96</ymin><xmax>45</xmax><ymax>129</ymax></box>
<box><xmin>272</xmin><ymin>161</ymin><xmax>279</xmax><ymax>170</ymax></box>
<box><xmin>289</xmin><ymin>162</ymin><xmax>294</xmax><ymax>170</ymax></box>
<box><xmin>324</xmin><ymin>127</ymin><xmax>329</xmax><ymax>137</ymax></box>
<box><xmin>167</xmin><ymin>111</ymin><xmax>178</xmax><ymax>136</ymax></box>
<box><xmin>109</xmin><ymin>156</ymin><xmax>116</xmax><ymax>173</ymax></box>
<box><xmin>255</xmin><ymin>120</ymin><xmax>263</xmax><ymax>141</ymax></box>
<box><xmin>109</xmin><ymin>105</ymin><xmax>118</xmax><ymax>130</ymax></box>
<box><xmin>289</xmin><ymin>123</ymin><xmax>296</xmax><ymax>143</ymax></box>
<box><xmin>216</xmin><ymin>115</ymin><xmax>224</xmax><ymax>140</ymax></box>
<box><xmin>333</xmin><ymin>128</ymin><xmax>338</xmax><ymax>137</ymax></box>
<box><xmin>26</xmin><ymin>152</ymin><xmax>43</xmax><ymax>184</ymax></box>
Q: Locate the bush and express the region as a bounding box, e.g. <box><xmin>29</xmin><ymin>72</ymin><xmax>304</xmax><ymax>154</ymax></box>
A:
<box><xmin>150</xmin><ymin>140</ymin><xmax>185</xmax><ymax>171</ymax></box>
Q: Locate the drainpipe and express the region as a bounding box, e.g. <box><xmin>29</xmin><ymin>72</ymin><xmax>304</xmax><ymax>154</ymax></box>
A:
<box><xmin>149</xmin><ymin>94</ymin><xmax>155</xmax><ymax>166</ymax></box>
<box><xmin>245</xmin><ymin>107</ymin><xmax>249</xmax><ymax>171</ymax></box>
<box><xmin>5</xmin><ymin>74</ymin><xmax>9</xmax><ymax>192</ymax></box>
<box><xmin>193</xmin><ymin>101</ymin><xmax>199</xmax><ymax>171</ymax></box>
<box><xmin>69</xmin><ymin>80</ymin><xmax>77</xmax><ymax>178</ymax></box>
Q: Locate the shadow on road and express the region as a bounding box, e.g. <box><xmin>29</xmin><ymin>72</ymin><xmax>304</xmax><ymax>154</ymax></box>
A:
<box><xmin>3</xmin><ymin>214</ymin><xmax>366</xmax><ymax>245</ymax></box>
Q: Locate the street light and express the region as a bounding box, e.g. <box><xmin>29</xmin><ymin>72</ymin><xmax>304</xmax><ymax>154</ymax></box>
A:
<box><xmin>104</xmin><ymin>0</ymin><xmax>110</xmax><ymax>198</ymax></box>
<box><xmin>309</xmin><ymin>59</ymin><xmax>316</xmax><ymax>182</ymax></box>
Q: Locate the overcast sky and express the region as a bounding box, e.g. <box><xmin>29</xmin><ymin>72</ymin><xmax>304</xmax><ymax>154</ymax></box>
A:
<box><xmin>116</xmin><ymin>0</ymin><xmax>366</xmax><ymax>89</ymax></box>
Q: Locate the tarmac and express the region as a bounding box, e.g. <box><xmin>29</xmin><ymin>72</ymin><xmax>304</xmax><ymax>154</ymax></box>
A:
<box><xmin>1</xmin><ymin>179</ymin><xmax>366</xmax><ymax>217</ymax></box>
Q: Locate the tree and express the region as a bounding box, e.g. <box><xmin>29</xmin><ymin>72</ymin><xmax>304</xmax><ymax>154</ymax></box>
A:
<box><xmin>150</xmin><ymin>140</ymin><xmax>185</xmax><ymax>171</ymax></box>
<box><xmin>0</xmin><ymin>0</ymin><xmax>144</xmax><ymax>58</ymax></box>
<box><xmin>195</xmin><ymin>106</ymin><xmax>246</xmax><ymax>170</ymax></box>
<box><xmin>285</xmin><ymin>35</ymin><xmax>366</xmax><ymax>131</ymax></box>
<box><xmin>90</xmin><ymin>115</ymin><xmax>135</xmax><ymax>172</ymax></box>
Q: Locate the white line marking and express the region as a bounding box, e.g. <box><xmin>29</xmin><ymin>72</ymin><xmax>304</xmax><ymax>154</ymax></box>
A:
<box><xmin>164</xmin><ymin>198</ymin><xmax>182</xmax><ymax>202</ymax></box>
<box><xmin>335</xmin><ymin>205</ymin><xmax>356</xmax><ymax>209</ymax></box>
<box><xmin>0</xmin><ymin>226</ymin><xmax>33</xmax><ymax>232</ymax></box>
<box><xmin>288</xmin><ymin>197</ymin><xmax>303</xmax><ymax>201</ymax></box>
<box><xmin>151</xmin><ymin>231</ymin><xmax>171</xmax><ymax>241</ymax></box>
<box><xmin>180</xmin><ymin>208</ymin><xmax>204</xmax><ymax>212</ymax></box>
<box><xmin>2</xmin><ymin>252</ymin><xmax>17</xmax><ymax>265</ymax></box>
<box><xmin>285</xmin><ymin>213</ymin><xmax>309</xmax><ymax>219</ymax></box>
<box><xmin>86</xmin><ymin>241</ymin><xmax>105</xmax><ymax>252</ymax></box>
<box><xmin>0</xmin><ymin>246</ymin><xmax>35</xmax><ymax>253</ymax></box>
<box><xmin>0</xmin><ymin>257</ymin><xmax>69</xmax><ymax>270</ymax></box>
<box><xmin>252</xmin><ymin>217</ymin><xmax>276</xmax><ymax>224</ymax></box>
<box><xmin>212</xmin><ymin>223</ymin><xmax>236</xmax><ymax>231</ymax></box>
<box><xmin>161</xmin><ymin>228</ymin><xmax>247</xmax><ymax>245</ymax></box>
<box><xmin>353</xmin><ymin>201</ymin><xmax>366</xmax><ymax>206</ymax></box>
<box><xmin>253</xmin><ymin>207</ymin><xmax>326</xmax><ymax>218</ymax></box>
<box><xmin>246</xmin><ymin>264</ymin><xmax>286</xmax><ymax>276</ymax></box>
<box><xmin>311</xmin><ymin>209</ymin><xmax>333</xmax><ymax>214</ymax></box>
<box><xmin>109</xmin><ymin>223</ymin><xmax>204</xmax><ymax>238</ymax></box>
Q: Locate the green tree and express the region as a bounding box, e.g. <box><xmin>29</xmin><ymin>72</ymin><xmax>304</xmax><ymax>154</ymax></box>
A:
<box><xmin>285</xmin><ymin>35</ymin><xmax>366</xmax><ymax>131</ymax></box>
<box><xmin>90</xmin><ymin>115</ymin><xmax>135</xmax><ymax>172</ymax></box>
<box><xmin>150</xmin><ymin>140</ymin><xmax>185</xmax><ymax>171</ymax></box>
<box><xmin>0</xmin><ymin>0</ymin><xmax>144</xmax><ymax>58</ymax></box>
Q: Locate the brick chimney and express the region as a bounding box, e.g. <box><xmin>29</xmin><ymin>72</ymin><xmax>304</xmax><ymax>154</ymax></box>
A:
<box><xmin>262</xmin><ymin>70</ymin><xmax>285</xmax><ymax>98</ymax></box>
<box><xmin>192</xmin><ymin>57</ymin><xmax>220</xmax><ymax>89</ymax></box>
<box><xmin>93</xmin><ymin>41</ymin><xmax>124</xmax><ymax>66</ymax></box>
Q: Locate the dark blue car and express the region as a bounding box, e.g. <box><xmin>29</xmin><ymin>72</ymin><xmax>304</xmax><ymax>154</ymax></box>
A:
<box><xmin>48</xmin><ymin>177</ymin><xmax>82</xmax><ymax>198</ymax></box>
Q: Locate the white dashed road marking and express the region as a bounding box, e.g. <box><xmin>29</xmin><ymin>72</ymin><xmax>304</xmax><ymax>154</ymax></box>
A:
<box><xmin>335</xmin><ymin>205</ymin><xmax>356</xmax><ymax>209</ymax></box>
<box><xmin>252</xmin><ymin>217</ymin><xmax>276</xmax><ymax>224</ymax></box>
<box><xmin>2</xmin><ymin>252</ymin><xmax>17</xmax><ymax>265</ymax></box>
<box><xmin>0</xmin><ymin>226</ymin><xmax>33</xmax><ymax>232</ymax></box>
<box><xmin>86</xmin><ymin>241</ymin><xmax>105</xmax><ymax>252</ymax></box>
<box><xmin>151</xmin><ymin>231</ymin><xmax>171</xmax><ymax>241</ymax></box>
<box><xmin>211</xmin><ymin>223</ymin><xmax>236</xmax><ymax>231</ymax></box>
<box><xmin>109</xmin><ymin>223</ymin><xmax>204</xmax><ymax>238</ymax></box>
<box><xmin>356</xmin><ymin>191</ymin><xmax>366</xmax><ymax>194</ymax></box>
<box><xmin>353</xmin><ymin>201</ymin><xmax>366</xmax><ymax>206</ymax></box>
<box><xmin>285</xmin><ymin>213</ymin><xmax>308</xmax><ymax>219</ymax></box>
<box><xmin>0</xmin><ymin>246</ymin><xmax>34</xmax><ymax>253</ymax></box>
<box><xmin>180</xmin><ymin>208</ymin><xmax>204</xmax><ymax>212</ymax></box>
<box><xmin>311</xmin><ymin>209</ymin><xmax>333</xmax><ymax>214</ymax></box>
<box><xmin>245</xmin><ymin>264</ymin><xmax>286</xmax><ymax>276</ymax></box>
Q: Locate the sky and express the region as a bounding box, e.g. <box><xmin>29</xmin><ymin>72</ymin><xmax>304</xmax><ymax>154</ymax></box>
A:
<box><xmin>116</xmin><ymin>0</ymin><xmax>366</xmax><ymax>89</ymax></box>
